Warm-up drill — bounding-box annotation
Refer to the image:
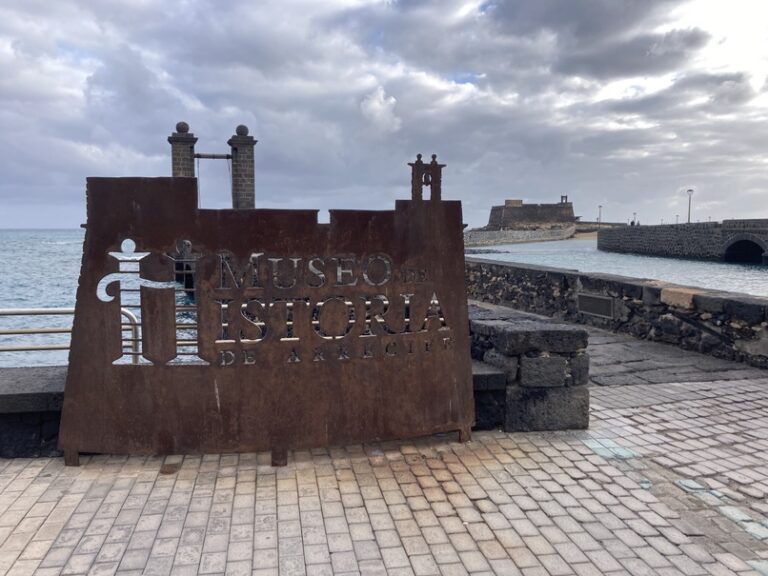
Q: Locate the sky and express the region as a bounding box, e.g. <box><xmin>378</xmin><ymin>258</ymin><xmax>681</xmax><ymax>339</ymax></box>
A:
<box><xmin>1</xmin><ymin>0</ymin><xmax>767</xmax><ymax>229</ymax></box>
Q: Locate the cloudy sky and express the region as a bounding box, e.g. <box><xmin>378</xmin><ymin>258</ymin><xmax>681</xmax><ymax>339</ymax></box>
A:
<box><xmin>1</xmin><ymin>0</ymin><xmax>767</xmax><ymax>229</ymax></box>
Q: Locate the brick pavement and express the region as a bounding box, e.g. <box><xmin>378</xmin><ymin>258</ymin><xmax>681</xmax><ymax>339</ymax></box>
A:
<box><xmin>1</xmin><ymin>326</ymin><xmax>768</xmax><ymax>575</ymax></box>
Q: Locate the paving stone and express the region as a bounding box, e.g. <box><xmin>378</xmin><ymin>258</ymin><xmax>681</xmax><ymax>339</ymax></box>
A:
<box><xmin>331</xmin><ymin>550</ymin><xmax>358</xmax><ymax>572</ymax></box>
<box><xmin>410</xmin><ymin>554</ymin><xmax>440</xmax><ymax>576</ymax></box>
<box><xmin>4</xmin><ymin>322</ymin><xmax>768</xmax><ymax>576</ymax></box>
<box><xmin>458</xmin><ymin>550</ymin><xmax>491</xmax><ymax>572</ymax></box>
<box><xmin>429</xmin><ymin>542</ymin><xmax>460</xmax><ymax>565</ymax></box>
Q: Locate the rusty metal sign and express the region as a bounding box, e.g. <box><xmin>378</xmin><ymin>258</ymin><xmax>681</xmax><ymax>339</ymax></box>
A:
<box><xmin>59</xmin><ymin>157</ymin><xmax>474</xmax><ymax>465</ymax></box>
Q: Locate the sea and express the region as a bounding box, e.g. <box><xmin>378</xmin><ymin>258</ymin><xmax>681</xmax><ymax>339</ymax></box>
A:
<box><xmin>1</xmin><ymin>229</ymin><xmax>767</xmax><ymax>367</ymax></box>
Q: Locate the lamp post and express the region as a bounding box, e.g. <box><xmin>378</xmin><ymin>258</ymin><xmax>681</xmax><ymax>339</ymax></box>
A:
<box><xmin>598</xmin><ymin>205</ymin><xmax>602</xmax><ymax>229</ymax></box>
<box><xmin>687</xmin><ymin>189</ymin><xmax>694</xmax><ymax>224</ymax></box>
<box><xmin>676</xmin><ymin>214</ymin><xmax>679</xmax><ymax>225</ymax></box>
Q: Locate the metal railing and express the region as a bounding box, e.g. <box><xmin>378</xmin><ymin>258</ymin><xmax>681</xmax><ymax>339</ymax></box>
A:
<box><xmin>0</xmin><ymin>303</ymin><xmax>396</xmax><ymax>363</ymax></box>
<box><xmin>0</xmin><ymin>307</ymin><xmax>140</xmax><ymax>364</ymax></box>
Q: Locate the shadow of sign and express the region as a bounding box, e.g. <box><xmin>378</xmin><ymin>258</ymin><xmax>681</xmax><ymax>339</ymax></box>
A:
<box><xmin>59</xmin><ymin>166</ymin><xmax>474</xmax><ymax>465</ymax></box>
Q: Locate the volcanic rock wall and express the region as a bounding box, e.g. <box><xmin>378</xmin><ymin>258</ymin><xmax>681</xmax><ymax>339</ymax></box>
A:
<box><xmin>466</xmin><ymin>257</ymin><xmax>768</xmax><ymax>368</ymax></box>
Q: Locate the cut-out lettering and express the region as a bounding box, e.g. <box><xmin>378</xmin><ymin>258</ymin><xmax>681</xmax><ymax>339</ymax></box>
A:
<box><xmin>335</xmin><ymin>257</ymin><xmax>358</xmax><ymax>286</ymax></box>
<box><xmin>269</xmin><ymin>257</ymin><xmax>301</xmax><ymax>289</ymax></box>
<box><xmin>308</xmin><ymin>257</ymin><xmax>326</xmax><ymax>287</ymax></box>
<box><xmin>313</xmin><ymin>297</ymin><xmax>355</xmax><ymax>340</ymax></box>
<box><xmin>419</xmin><ymin>292</ymin><xmax>449</xmax><ymax>332</ymax></box>
<box><xmin>363</xmin><ymin>254</ymin><xmax>393</xmax><ymax>286</ymax></box>
<box><xmin>240</xmin><ymin>299</ymin><xmax>267</xmax><ymax>342</ymax></box>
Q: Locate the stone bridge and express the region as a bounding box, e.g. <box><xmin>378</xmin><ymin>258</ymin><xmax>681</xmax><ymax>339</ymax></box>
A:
<box><xmin>597</xmin><ymin>219</ymin><xmax>768</xmax><ymax>264</ymax></box>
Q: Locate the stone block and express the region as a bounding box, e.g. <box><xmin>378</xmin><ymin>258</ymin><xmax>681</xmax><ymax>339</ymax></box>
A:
<box><xmin>0</xmin><ymin>412</ymin><xmax>61</xmax><ymax>458</ymax></box>
<box><xmin>700</xmin><ymin>332</ymin><xmax>725</xmax><ymax>353</ymax></box>
<box><xmin>505</xmin><ymin>385</ymin><xmax>589</xmax><ymax>431</ymax></box>
<box><xmin>473</xmin><ymin>390</ymin><xmax>505</xmax><ymax>431</ymax></box>
<box><xmin>519</xmin><ymin>356</ymin><xmax>566</xmax><ymax>388</ymax></box>
<box><xmin>724</xmin><ymin>298</ymin><xmax>767</xmax><ymax>325</ymax></box>
<box><xmin>661</xmin><ymin>287</ymin><xmax>699</xmax><ymax>310</ymax></box>
<box><xmin>467</xmin><ymin>303</ymin><xmax>518</xmax><ymax>322</ymax></box>
<box><xmin>567</xmin><ymin>353</ymin><xmax>590</xmax><ymax>387</ymax></box>
<box><xmin>0</xmin><ymin>366</ymin><xmax>66</xmax><ymax>413</ymax></box>
<box><xmin>490</xmin><ymin>322</ymin><xmax>587</xmax><ymax>356</ymax></box>
<box><xmin>469</xmin><ymin>304</ymin><xmax>589</xmax><ymax>355</ymax></box>
<box><xmin>482</xmin><ymin>350</ymin><xmax>518</xmax><ymax>381</ymax></box>
<box><xmin>471</xmin><ymin>360</ymin><xmax>506</xmax><ymax>392</ymax></box>
<box><xmin>470</xmin><ymin>336</ymin><xmax>493</xmax><ymax>361</ymax></box>
<box><xmin>580</xmin><ymin>274</ymin><xmax>643</xmax><ymax>299</ymax></box>
<box><xmin>642</xmin><ymin>285</ymin><xmax>662</xmax><ymax>306</ymax></box>
<box><xmin>656</xmin><ymin>313</ymin><xmax>683</xmax><ymax>341</ymax></box>
<box><xmin>468</xmin><ymin>319</ymin><xmax>509</xmax><ymax>338</ymax></box>
<box><xmin>693</xmin><ymin>293</ymin><xmax>725</xmax><ymax>314</ymax></box>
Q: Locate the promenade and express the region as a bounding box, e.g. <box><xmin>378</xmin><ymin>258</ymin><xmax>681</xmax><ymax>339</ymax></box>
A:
<box><xmin>2</xmin><ymin>327</ymin><xmax>768</xmax><ymax>575</ymax></box>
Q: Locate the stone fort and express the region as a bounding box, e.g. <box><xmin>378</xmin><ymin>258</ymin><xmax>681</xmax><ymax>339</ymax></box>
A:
<box><xmin>486</xmin><ymin>196</ymin><xmax>577</xmax><ymax>230</ymax></box>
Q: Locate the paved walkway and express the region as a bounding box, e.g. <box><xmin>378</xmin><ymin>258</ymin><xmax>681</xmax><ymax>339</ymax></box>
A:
<box><xmin>2</xmin><ymin>328</ymin><xmax>768</xmax><ymax>575</ymax></box>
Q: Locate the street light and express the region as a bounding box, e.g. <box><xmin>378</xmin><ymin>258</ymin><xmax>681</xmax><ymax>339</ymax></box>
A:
<box><xmin>675</xmin><ymin>214</ymin><xmax>679</xmax><ymax>225</ymax></box>
<box><xmin>598</xmin><ymin>205</ymin><xmax>602</xmax><ymax>228</ymax></box>
<box><xmin>686</xmin><ymin>189</ymin><xmax>694</xmax><ymax>224</ymax></box>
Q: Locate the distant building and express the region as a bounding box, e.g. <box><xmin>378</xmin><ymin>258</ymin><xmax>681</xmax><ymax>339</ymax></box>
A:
<box><xmin>485</xmin><ymin>196</ymin><xmax>578</xmax><ymax>230</ymax></box>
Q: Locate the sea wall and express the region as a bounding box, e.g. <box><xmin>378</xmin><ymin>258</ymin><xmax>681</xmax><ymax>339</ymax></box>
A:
<box><xmin>598</xmin><ymin>223</ymin><xmax>723</xmax><ymax>259</ymax></box>
<box><xmin>0</xmin><ymin>366</ymin><xmax>64</xmax><ymax>458</ymax></box>
<box><xmin>466</xmin><ymin>258</ymin><xmax>768</xmax><ymax>368</ymax></box>
<box><xmin>464</xmin><ymin>225</ymin><xmax>575</xmax><ymax>247</ymax></box>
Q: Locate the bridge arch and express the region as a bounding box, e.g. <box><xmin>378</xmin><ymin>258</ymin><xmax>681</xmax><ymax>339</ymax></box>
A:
<box><xmin>722</xmin><ymin>233</ymin><xmax>768</xmax><ymax>264</ymax></box>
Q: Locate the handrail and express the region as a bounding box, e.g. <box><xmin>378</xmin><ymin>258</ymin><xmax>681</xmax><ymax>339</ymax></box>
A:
<box><xmin>0</xmin><ymin>307</ymin><xmax>76</xmax><ymax>315</ymax></box>
<box><xmin>0</xmin><ymin>307</ymin><xmax>140</xmax><ymax>365</ymax></box>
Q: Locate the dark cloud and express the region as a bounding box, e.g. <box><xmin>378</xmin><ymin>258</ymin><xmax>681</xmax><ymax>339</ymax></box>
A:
<box><xmin>601</xmin><ymin>71</ymin><xmax>756</xmax><ymax>118</ymax></box>
<box><xmin>556</xmin><ymin>28</ymin><xmax>709</xmax><ymax>79</ymax></box>
<box><xmin>487</xmin><ymin>0</ymin><xmax>680</xmax><ymax>41</ymax></box>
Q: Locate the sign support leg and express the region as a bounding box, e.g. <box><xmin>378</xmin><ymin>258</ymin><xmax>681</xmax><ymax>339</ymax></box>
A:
<box><xmin>64</xmin><ymin>450</ymin><xmax>80</xmax><ymax>467</ymax></box>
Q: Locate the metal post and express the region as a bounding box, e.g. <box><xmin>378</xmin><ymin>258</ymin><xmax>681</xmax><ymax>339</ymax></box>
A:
<box><xmin>687</xmin><ymin>189</ymin><xmax>694</xmax><ymax>223</ymax></box>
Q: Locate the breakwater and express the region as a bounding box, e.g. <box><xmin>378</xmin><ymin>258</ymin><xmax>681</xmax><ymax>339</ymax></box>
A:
<box><xmin>464</xmin><ymin>225</ymin><xmax>575</xmax><ymax>247</ymax></box>
<box><xmin>466</xmin><ymin>257</ymin><xmax>768</xmax><ymax>368</ymax></box>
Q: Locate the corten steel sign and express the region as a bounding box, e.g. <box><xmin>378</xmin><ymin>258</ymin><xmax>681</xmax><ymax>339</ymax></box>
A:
<box><xmin>59</xmin><ymin>155</ymin><xmax>474</xmax><ymax>465</ymax></box>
